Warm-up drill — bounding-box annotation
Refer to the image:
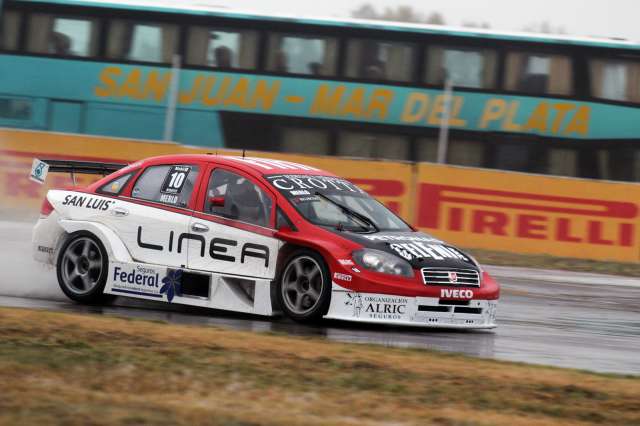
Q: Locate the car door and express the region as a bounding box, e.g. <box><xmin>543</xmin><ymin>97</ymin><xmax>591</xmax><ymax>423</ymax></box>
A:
<box><xmin>187</xmin><ymin>166</ymin><xmax>281</xmax><ymax>280</ymax></box>
<box><xmin>102</xmin><ymin>162</ymin><xmax>202</xmax><ymax>268</ymax></box>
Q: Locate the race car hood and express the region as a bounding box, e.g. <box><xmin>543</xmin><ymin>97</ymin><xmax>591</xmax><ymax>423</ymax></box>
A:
<box><xmin>340</xmin><ymin>231</ymin><xmax>479</xmax><ymax>270</ymax></box>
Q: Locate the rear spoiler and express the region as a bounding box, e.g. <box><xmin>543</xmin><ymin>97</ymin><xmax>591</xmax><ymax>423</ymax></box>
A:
<box><xmin>29</xmin><ymin>158</ymin><xmax>129</xmax><ymax>185</ymax></box>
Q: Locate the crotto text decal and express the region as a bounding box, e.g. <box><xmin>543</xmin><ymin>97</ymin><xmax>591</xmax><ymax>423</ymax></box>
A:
<box><xmin>136</xmin><ymin>226</ymin><xmax>269</xmax><ymax>267</ymax></box>
<box><xmin>62</xmin><ymin>194</ymin><xmax>114</xmax><ymax>211</ymax></box>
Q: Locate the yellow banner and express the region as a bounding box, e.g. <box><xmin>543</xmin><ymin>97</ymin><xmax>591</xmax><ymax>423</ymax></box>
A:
<box><xmin>414</xmin><ymin>164</ymin><xmax>640</xmax><ymax>262</ymax></box>
<box><xmin>2</xmin><ymin>128</ymin><xmax>640</xmax><ymax>262</ymax></box>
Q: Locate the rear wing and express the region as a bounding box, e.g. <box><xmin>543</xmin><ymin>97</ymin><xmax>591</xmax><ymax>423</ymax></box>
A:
<box><xmin>29</xmin><ymin>158</ymin><xmax>129</xmax><ymax>185</ymax></box>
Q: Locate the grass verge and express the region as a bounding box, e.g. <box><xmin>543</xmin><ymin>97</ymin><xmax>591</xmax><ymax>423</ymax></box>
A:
<box><xmin>0</xmin><ymin>308</ymin><xmax>639</xmax><ymax>426</ymax></box>
<box><xmin>469</xmin><ymin>248</ymin><xmax>640</xmax><ymax>277</ymax></box>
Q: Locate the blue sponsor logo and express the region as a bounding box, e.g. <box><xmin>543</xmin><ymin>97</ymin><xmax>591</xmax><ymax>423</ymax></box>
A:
<box><xmin>113</xmin><ymin>266</ymin><xmax>160</xmax><ymax>288</ymax></box>
<box><xmin>160</xmin><ymin>269</ymin><xmax>183</xmax><ymax>303</ymax></box>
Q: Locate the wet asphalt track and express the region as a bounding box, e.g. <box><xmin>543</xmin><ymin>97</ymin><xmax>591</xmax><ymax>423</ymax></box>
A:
<box><xmin>1</xmin><ymin>220</ymin><xmax>639</xmax><ymax>375</ymax></box>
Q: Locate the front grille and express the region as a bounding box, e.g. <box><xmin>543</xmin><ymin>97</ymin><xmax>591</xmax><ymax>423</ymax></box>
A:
<box><xmin>421</xmin><ymin>268</ymin><xmax>480</xmax><ymax>287</ymax></box>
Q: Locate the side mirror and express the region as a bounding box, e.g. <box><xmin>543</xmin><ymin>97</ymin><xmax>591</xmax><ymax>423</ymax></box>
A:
<box><xmin>209</xmin><ymin>196</ymin><xmax>225</xmax><ymax>207</ymax></box>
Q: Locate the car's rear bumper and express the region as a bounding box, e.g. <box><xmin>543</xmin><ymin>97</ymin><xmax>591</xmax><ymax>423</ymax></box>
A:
<box><xmin>324</xmin><ymin>283</ymin><xmax>497</xmax><ymax>329</ymax></box>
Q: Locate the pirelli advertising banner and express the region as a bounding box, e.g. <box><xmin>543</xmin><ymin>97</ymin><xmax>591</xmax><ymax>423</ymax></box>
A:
<box><xmin>415</xmin><ymin>163</ymin><xmax>640</xmax><ymax>262</ymax></box>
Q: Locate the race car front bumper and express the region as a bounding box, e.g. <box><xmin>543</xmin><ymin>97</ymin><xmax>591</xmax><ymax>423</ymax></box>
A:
<box><xmin>324</xmin><ymin>283</ymin><xmax>497</xmax><ymax>329</ymax></box>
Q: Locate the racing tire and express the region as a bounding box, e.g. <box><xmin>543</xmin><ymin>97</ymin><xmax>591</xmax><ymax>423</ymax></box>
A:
<box><xmin>277</xmin><ymin>249</ymin><xmax>331</xmax><ymax>323</ymax></box>
<box><xmin>56</xmin><ymin>232</ymin><xmax>114</xmax><ymax>304</ymax></box>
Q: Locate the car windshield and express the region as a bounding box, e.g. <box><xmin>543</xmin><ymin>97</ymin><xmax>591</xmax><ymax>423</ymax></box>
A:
<box><xmin>265</xmin><ymin>174</ymin><xmax>411</xmax><ymax>232</ymax></box>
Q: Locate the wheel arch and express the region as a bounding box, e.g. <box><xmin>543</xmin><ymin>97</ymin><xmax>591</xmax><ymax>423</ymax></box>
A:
<box><xmin>58</xmin><ymin>220</ymin><xmax>133</xmax><ymax>264</ymax></box>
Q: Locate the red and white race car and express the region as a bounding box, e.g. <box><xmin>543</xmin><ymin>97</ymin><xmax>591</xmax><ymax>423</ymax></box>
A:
<box><xmin>32</xmin><ymin>155</ymin><xmax>499</xmax><ymax>328</ymax></box>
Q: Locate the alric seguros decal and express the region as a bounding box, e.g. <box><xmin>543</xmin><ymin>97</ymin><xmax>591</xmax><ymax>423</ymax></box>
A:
<box><xmin>62</xmin><ymin>194</ymin><xmax>114</xmax><ymax>211</ymax></box>
<box><xmin>345</xmin><ymin>293</ymin><xmax>409</xmax><ymax>320</ymax></box>
<box><xmin>136</xmin><ymin>226</ymin><xmax>270</xmax><ymax>267</ymax></box>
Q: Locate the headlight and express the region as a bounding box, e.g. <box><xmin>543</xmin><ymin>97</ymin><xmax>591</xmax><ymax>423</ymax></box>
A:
<box><xmin>352</xmin><ymin>249</ymin><xmax>414</xmax><ymax>278</ymax></box>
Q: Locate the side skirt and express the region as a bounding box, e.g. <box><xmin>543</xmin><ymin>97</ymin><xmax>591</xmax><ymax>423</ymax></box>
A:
<box><xmin>104</xmin><ymin>261</ymin><xmax>275</xmax><ymax>316</ymax></box>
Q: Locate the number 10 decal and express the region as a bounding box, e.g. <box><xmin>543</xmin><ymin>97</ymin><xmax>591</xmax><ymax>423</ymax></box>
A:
<box><xmin>161</xmin><ymin>165</ymin><xmax>191</xmax><ymax>195</ymax></box>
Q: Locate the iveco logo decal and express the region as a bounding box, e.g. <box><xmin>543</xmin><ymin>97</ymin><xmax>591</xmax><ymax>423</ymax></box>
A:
<box><xmin>448</xmin><ymin>271</ymin><xmax>458</xmax><ymax>283</ymax></box>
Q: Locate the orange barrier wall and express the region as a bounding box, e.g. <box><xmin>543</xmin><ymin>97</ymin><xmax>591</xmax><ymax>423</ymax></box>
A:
<box><xmin>2</xmin><ymin>128</ymin><xmax>639</xmax><ymax>262</ymax></box>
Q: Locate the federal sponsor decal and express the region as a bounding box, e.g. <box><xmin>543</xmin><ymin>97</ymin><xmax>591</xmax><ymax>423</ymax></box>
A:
<box><xmin>62</xmin><ymin>194</ymin><xmax>114</xmax><ymax>211</ymax></box>
<box><xmin>333</xmin><ymin>272</ymin><xmax>352</xmax><ymax>282</ymax></box>
<box><xmin>112</xmin><ymin>265</ymin><xmax>161</xmax><ymax>294</ymax></box>
<box><xmin>111</xmin><ymin>264</ymin><xmax>184</xmax><ymax>303</ymax></box>
<box><xmin>418</xmin><ymin>183</ymin><xmax>637</xmax><ymax>247</ymax></box>
<box><xmin>338</xmin><ymin>259</ymin><xmax>354</xmax><ymax>266</ymax></box>
<box><xmin>440</xmin><ymin>289</ymin><xmax>474</xmax><ymax>299</ymax></box>
<box><xmin>346</xmin><ymin>293</ymin><xmax>409</xmax><ymax>320</ymax></box>
<box><xmin>389</xmin><ymin>242</ymin><xmax>468</xmax><ymax>262</ymax></box>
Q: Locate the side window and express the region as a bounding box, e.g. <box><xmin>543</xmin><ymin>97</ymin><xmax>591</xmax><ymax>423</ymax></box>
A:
<box><xmin>205</xmin><ymin>169</ymin><xmax>273</xmax><ymax>228</ymax></box>
<box><xmin>132</xmin><ymin>165</ymin><xmax>199</xmax><ymax>207</ymax></box>
<box><xmin>426</xmin><ymin>46</ymin><xmax>497</xmax><ymax>88</ymax></box>
<box><xmin>107</xmin><ymin>20</ymin><xmax>178</xmax><ymax>63</ymax></box>
<box><xmin>505</xmin><ymin>52</ymin><xmax>573</xmax><ymax>95</ymax></box>
<box><xmin>187</xmin><ymin>27</ymin><xmax>258</xmax><ymax>69</ymax></box>
<box><xmin>267</xmin><ymin>33</ymin><xmax>338</xmax><ymax>76</ymax></box>
<box><xmin>0</xmin><ymin>97</ymin><xmax>32</xmax><ymax>120</ymax></box>
<box><xmin>98</xmin><ymin>172</ymin><xmax>134</xmax><ymax>195</ymax></box>
<box><xmin>346</xmin><ymin>39</ymin><xmax>415</xmax><ymax>82</ymax></box>
<box><xmin>279</xmin><ymin>127</ymin><xmax>331</xmax><ymax>156</ymax></box>
<box><xmin>1</xmin><ymin>10</ymin><xmax>21</xmax><ymax>51</ymax></box>
<box><xmin>337</xmin><ymin>131</ymin><xmax>410</xmax><ymax>161</ymax></box>
<box><xmin>590</xmin><ymin>59</ymin><xmax>640</xmax><ymax>102</ymax></box>
<box><xmin>27</xmin><ymin>14</ymin><xmax>99</xmax><ymax>56</ymax></box>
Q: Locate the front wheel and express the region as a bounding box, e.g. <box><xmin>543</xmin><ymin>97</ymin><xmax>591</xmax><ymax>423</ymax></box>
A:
<box><xmin>277</xmin><ymin>250</ymin><xmax>331</xmax><ymax>322</ymax></box>
<box><xmin>56</xmin><ymin>233</ymin><xmax>112</xmax><ymax>304</ymax></box>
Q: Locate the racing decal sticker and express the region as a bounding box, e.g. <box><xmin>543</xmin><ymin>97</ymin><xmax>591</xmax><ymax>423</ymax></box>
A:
<box><xmin>389</xmin><ymin>242</ymin><xmax>468</xmax><ymax>262</ymax></box>
<box><xmin>440</xmin><ymin>289</ymin><xmax>474</xmax><ymax>299</ymax></box>
<box><xmin>29</xmin><ymin>158</ymin><xmax>49</xmax><ymax>184</ymax></box>
<box><xmin>161</xmin><ymin>165</ymin><xmax>191</xmax><ymax>195</ymax></box>
<box><xmin>266</xmin><ymin>174</ymin><xmax>366</xmax><ymax>195</ymax></box>
<box><xmin>62</xmin><ymin>194</ymin><xmax>114</xmax><ymax>211</ymax></box>
<box><xmin>338</xmin><ymin>259</ymin><xmax>354</xmax><ymax>266</ymax></box>
<box><xmin>110</xmin><ymin>264</ymin><xmax>185</xmax><ymax>303</ymax></box>
<box><xmin>37</xmin><ymin>245</ymin><xmax>54</xmax><ymax>254</ymax></box>
<box><xmin>160</xmin><ymin>269</ymin><xmax>183</xmax><ymax>302</ymax></box>
<box><xmin>363</xmin><ymin>234</ymin><xmax>441</xmax><ymax>243</ymax></box>
<box><xmin>345</xmin><ymin>293</ymin><xmax>409</xmax><ymax>320</ymax></box>
<box><xmin>136</xmin><ymin>226</ymin><xmax>270</xmax><ymax>267</ymax></box>
<box><xmin>333</xmin><ymin>272</ymin><xmax>352</xmax><ymax>282</ymax></box>
<box><xmin>110</xmin><ymin>264</ymin><xmax>163</xmax><ymax>297</ymax></box>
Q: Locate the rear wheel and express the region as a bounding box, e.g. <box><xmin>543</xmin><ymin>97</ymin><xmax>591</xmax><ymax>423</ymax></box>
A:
<box><xmin>277</xmin><ymin>250</ymin><xmax>331</xmax><ymax>322</ymax></box>
<box><xmin>56</xmin><ymin>233</ymin><xmax>112</xmax><ymax>304</ymax></box>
